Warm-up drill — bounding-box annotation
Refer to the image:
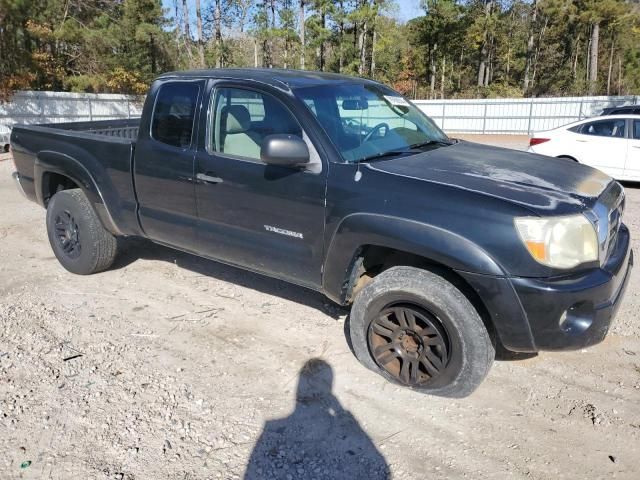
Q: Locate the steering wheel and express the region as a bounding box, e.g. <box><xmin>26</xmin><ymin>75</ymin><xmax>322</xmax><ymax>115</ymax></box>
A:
<box><xmin>362</xmin><ymin>122</ymin><xmax>390</xmax><ymax>143</ymax></box>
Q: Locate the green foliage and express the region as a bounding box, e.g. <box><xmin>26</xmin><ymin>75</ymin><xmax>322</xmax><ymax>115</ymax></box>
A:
<box><xmin>1</xmin><ymin>0</ymin><xmax>640</xmax><ymax>98</ymax></box>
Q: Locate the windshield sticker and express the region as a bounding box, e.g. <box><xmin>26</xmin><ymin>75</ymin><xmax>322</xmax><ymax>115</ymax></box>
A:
<box><xmin>383</xmin><ymin>95</ymin><xmax>410</xmax><ymax>108</ymax></box>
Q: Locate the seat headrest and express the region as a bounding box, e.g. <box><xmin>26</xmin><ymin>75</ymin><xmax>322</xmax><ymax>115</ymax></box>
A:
<box><xmin>222</xmin><ymin>105</ymin><xmax>251</xmax><ymax>134</ymax></box>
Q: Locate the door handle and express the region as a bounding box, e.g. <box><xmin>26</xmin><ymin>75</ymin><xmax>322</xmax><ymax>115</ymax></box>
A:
<box><xmin>633</xmin><ymin>145</ymin><xmax>640</xmax><ymax>149</ymax></box>
<box><xmin>196</xmin><ymin>173</ymin><xmax>223</xmax><ymax>184</ymax></box>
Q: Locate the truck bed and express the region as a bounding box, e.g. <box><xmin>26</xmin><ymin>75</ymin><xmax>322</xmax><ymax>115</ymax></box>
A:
<box><xmin>11</xmin><ymin>118</ymin><xmax>142</xmax><ymax>236</ymax></box>
<box><xmin>25</xmin><ymin>118</ymin><xmax>140</xmax><ymax>140</ymax></box>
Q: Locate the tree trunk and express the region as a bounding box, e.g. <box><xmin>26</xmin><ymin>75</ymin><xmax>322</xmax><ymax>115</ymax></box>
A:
<box><xmin>173</xmin><ymin>0</ymin><xmax>181</xmax><ymax>50</ymax></box>
<box><xmin>339</xmin><ymin>2</ymin><xmax>345</xmax><ymax>73</ymax></box>
<box><xmin>299</xmin><ymin>0</ymin><xmax>305</xmax><ymax>69</ymax></box>
<box><xmin>195</xmin><ymin>0</ymin><xmax>205</xmax><ymax>67</ymax></box>
<box><xmin>524</xmin><ymin>0</ymin><xmax>537</xmax><ymax>93</ymax></box>
<box><xmin>358</xmin><ymin>20</ymin><xmax>368</xmax><ymax>75</ymax></box>
<box><xmin>477</xmin><ymin>0</ymin><xmax>492</xmax><ymax>87</ymax></box>
<box><xmin>254</xmin><ymin>37</ymin><xmax>258</xmax><ymax>67</ymax></box>
<box><xmin>270</xmin><ymin>0</ymin><xmax>276</xmax><ymax>68</ymax></box>
<box><xmin>440</xmin><ymin>56</ymin><xmax>446</xmax><ymax>99</ymax></box>
<box><xmin>572</xmin><ymin>33</ymin><xmax>581</xmax><ymax>80</ymax></box>
<box><xmin>531</xmin><ymin>16</ymin><xmax>548</xmax><ymax>92</ymax></box>
<box><xmin>429</xmin><ymin>43</ymin><xmax>437</xmax><ymax>99</ymax></box>
<box><xmin>458</xmin><ymin>48</ymin><xmax>463</xmax><ymax>90</ymax></box>
<box><xmin>150</xmin><ymin>35</ymin><xmax>156</xmax><ymax>74</ymax></box>
<box><xmin>182</xmin><ymin>0</ymin><xmax>193</xmax><ymax>65</ymax></box>
<box><xmin>607</xmin><ymin>35</ymin><xmax>615</xmax><ymax>96</ymax></box>
<box><xmin>370</xmin><ymin>28</ymin><xmax>377</xmax><ymax>78</ymax></box>
<box><xmin>589</xmin><ymin>21</ymin><xmax>600</xmax><ymax>94</ymax></box>
<box><xmin>320</xmin><ymin>9</ymin><xmax>326</xmax><ymax>71</ymax></box>
<box><xmin>182</xmin><ymin>0</ymin><xmax>190</xmax><ymax>39</ymax></box>
<box><xmin>214</xmin><ymin>0</ymin><xmax>223</xmax><ymax>68</ymax></box>
<box><xmin>618</xmin><ymin>55</ymin><xmax>622</xmax><ymax>95</ymax></box>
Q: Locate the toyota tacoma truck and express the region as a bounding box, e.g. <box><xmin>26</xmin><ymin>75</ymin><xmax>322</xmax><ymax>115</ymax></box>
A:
<box><xmin>10</xmin><ymin>69</ymin><xmax>633</xmax><ymax>397</ymax></box>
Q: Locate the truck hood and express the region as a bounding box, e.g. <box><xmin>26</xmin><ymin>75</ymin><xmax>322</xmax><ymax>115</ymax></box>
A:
<box><xmin>366</xmin><ymin>141</ymin><xmax>612</xmax><ymax>213</ymax></box>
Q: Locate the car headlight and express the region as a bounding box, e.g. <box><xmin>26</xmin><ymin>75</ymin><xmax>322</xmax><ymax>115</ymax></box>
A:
<box><xmin>514</xmin><ymin>214</ymin><xmax>598</xmax><ymax>269</ymax></box>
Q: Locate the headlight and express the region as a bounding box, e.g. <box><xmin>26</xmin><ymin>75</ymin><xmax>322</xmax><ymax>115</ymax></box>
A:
<box><xmin>514</xmin><ymin>214</ymin><xmax>598</xmax><ymax>269</ymax></box>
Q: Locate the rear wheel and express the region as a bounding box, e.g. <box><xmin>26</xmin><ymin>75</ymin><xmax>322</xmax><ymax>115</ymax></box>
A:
<box><xmin>46</xmin><ymin>188</ymin><xmax>118</xmax><ymax>275</ymax></box>
<box><xmin>349</xmin><ymin>266</ymin><xmax>494</xmax><ymax>398</ymax></box>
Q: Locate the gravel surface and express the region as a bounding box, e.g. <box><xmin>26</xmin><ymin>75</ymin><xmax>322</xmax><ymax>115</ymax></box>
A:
<box><xmin>1</xmin><ymin>151</ymin><xmax>640</xmax><ymax>479</ymax></box>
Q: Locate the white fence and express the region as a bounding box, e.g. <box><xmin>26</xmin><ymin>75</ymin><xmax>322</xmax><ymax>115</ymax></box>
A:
<box><xmin>3</xmin><ymin>91</ymin><xmax>640</xmax><ymax>148</ymax></box>
<box><xmin>1</xmin><ymin>91</ymin><xmax>144</xmax><ymax>147</ymax></box>
<box><xmin>414</xmin><ymin>95</ymin><xmax>640</xmax><ymax>135</ymax></box>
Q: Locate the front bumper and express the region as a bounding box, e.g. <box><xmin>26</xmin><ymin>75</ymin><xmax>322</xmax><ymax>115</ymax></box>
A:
<box><xmin>460</xmin><ymin>224</ymin><xmax>633</xmax><ymax>352</ymax></box>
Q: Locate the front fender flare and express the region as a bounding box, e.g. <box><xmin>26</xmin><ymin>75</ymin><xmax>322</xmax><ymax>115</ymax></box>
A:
<box><xmin>322</xmin><ymin>213</ymin><xmax>505</xmax><ymax>304</ymax></box>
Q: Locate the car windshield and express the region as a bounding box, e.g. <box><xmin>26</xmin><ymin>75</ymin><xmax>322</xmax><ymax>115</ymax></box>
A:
<box><xmin>294</xmin><ymin>82</ymin><xmax>450</xmax><ymax>163</ymax></box>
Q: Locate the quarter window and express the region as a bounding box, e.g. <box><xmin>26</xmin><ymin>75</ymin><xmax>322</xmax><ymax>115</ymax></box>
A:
<box><xmin>634</xmin><ymin>120</ymin><xmax>640</xmax><ymax>140</ymax></box>
<box><xmin>151</xmin><ymin>82</ymin><xmax>200</xmax><ymax>148</ymax></box>
<box><xmin>580</xmin><ymin>119</ymin><xmax>626</xmax><ymax>138</ymax></box>
<box><xmin>209</xmin><ymin>87</ymin><xmax>302</xmax><ymax>160</ymax></box>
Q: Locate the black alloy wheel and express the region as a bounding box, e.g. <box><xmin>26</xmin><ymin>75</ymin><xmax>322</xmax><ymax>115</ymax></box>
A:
<box><xmin>54</xmin><ymin>210</ymin><xmax>82</xmax><ymax>259</ymax></box>
<box><xmin>368</xmin><ymin>304</ymin><xmax>450</xmax><ymax>387</ymax></box>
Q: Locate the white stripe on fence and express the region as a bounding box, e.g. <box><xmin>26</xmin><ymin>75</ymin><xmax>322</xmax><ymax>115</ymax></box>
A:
<box><xmin>1</xmin><ymin>91</ymin><xmax>144</xmax><ymax>146</ymax></box>
<box><xmin>414</xmin><ymin>95</ymin><xmax>639</xmax><ymax>135</ymax></box>
<box><xmin>3</xmin><ymin>91</ymin><xmax>640</xmax><ymax>148</ymax></box>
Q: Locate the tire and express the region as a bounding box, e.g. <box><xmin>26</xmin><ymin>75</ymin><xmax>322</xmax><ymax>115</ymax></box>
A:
<box><xmin>46</xmin><ymin>188</ymin><xmax>118</xmax><ymax>275</ymax></box>
<box><xmin>349</xmin><ymin>266</ymin><xmax>494</xmax><ymax>398</ymax></box>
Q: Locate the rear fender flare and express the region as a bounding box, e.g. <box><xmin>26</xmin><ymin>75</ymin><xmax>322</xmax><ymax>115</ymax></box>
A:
<box><xmin>34</xmin><ymin>151</ymin><xmax>121</xmax><ymax>235</ymax></box>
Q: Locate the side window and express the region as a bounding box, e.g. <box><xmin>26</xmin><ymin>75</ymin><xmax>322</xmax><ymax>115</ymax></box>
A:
<box><xmin>634</xmin><ymin>120</ymin><xmax>640</xmax><ymax>140</ymax></box>
<box><xmin>209</xmin><ymin>87</ymin><xmax>302</xmax><ymax>161</ymax></box>
<box><xmin>151</xmin><ymin>83</ymin><xmax>200</xmax><ymax>148</ymax></box>
<box><xmin>581</xmin><ymin>119</ymin><xmax>626</xmax><ymax>138</ymax></box>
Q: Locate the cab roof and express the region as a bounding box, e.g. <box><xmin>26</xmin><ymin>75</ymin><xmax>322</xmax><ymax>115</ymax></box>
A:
<box><xmin>156</xmin><ymin>68</ymin><xmax>380</xmax><ymax>89</ymax></box>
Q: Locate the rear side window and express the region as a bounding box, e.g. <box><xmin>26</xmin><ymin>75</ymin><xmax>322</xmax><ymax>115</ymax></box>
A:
<box><xmin>634</xmin><ymin>120</ymin><xmax>640</xmax><ymax>140</ymax></box>
<box><xmin>580</xmin><ymin>119</ymin><xmax>626</xmax><ymax>138</ymax></box>
<box><xmin>151</xmin><ymin>83</ymin><xmax>200</xmax><ymax>148</ymax></box>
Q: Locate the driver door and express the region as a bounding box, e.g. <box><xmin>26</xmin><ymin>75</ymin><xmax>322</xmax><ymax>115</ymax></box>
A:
<box><xmin>193</xmin><ymin>84</ymin><xmax>327</xmax><ymax>288</ymax></box>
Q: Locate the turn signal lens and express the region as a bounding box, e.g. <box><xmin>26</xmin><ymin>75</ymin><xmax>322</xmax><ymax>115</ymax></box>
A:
<box><xmin>514</xmin><ymin>215</ymin><xmax>599</xmax><ymax>269</ymax></box>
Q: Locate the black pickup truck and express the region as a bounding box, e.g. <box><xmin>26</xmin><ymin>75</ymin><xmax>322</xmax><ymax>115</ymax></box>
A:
<box><xmin>10</xmin><ymin>69</ymin><xmax>633</xmax><ymax>397</ymax></box>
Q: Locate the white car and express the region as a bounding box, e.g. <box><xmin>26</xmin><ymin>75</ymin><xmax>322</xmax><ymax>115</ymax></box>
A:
<box><xmin>528</xmin><ymin>114</ymin><xmax>640</xmax><ymax>181</ymax></box>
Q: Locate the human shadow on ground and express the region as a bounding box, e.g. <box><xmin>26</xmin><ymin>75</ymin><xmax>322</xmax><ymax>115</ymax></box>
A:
<box><xmin>243</xmin><ymin>358</ymin><xmax>390</xmax><ymax>480</ymax></box>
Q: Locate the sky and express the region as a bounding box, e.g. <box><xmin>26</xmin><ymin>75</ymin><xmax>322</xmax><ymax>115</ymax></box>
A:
<box><xmin>395</xmin><ymin>0</ymin><xmax>424</xmax><ymax>23</ymax></box>
<box><xmin>161</xmin><ymin>0</ymin><xmax>425</xmax><ymax>27</ymax></box>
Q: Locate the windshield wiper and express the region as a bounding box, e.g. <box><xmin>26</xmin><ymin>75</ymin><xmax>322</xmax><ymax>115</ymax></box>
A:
<box><xmin>358</xmin><ymin>148</ymin><xmax>416</xmax><ymax>163</ymax></box>
<box><xmin>408</xmin><ymin>139</ymin><xmax>454</xmax><ymax>148</ymax></box>
<box><xmin>357</xmin><ymin>139</ymin><xmax>453</xmax><ymax>163</ymax></box>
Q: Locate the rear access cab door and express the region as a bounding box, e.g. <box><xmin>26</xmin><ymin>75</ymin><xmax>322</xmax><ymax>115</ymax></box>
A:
<box><xmin>134</xmin><ymin>79</ymin><xmax>204</xmax><ymax>251</ymax></box>
<box><xmin>192</xmin><ymin>80</ymin><xmax>328</xmax><ymax>288</ymax></box>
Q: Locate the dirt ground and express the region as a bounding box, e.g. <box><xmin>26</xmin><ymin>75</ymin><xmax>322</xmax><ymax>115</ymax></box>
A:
<box><xmin>1</xmin><ymin>147</ymin><xmax>640</xmax><ymax>480</ymax></box>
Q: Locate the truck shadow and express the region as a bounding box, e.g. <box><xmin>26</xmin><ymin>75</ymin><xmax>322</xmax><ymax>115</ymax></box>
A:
<box><xmin>115</xmin><ymin>238</ymin><xmax>537</xmax><ymax>362</ymax></box>
<box><xmin>112</xmin><ymin>237</ymin><xmax>347</xmax><ymax>320</ymax></box>
<box><xmin>244</xmin><ymin>358</ymin><xmax>390</xmax><ymax>480</ymax></box>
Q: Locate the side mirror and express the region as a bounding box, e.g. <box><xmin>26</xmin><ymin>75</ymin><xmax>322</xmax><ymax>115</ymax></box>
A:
<box><xmin>260</xmin><ymin>134</ymin><xmax>310</xmax><ymax>168</ymax></box>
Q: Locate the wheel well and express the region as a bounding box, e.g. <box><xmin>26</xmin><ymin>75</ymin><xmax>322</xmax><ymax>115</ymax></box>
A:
<box><xmin>557</xmin><ymin>155</ymin><xmax>578</xmax><ymax>162</ymax></box>
<box><xmin>42</xmin><ymin>172</ymin><xmax>79</xmax><ymax>206</ymax></box>
<box><xmin>346</xmin><ymin>245</ymin><xmax>497</xmax><ymax>343</ymax></box>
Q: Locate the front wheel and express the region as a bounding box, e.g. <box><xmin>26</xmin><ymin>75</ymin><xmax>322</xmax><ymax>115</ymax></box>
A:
<box><xmin>349</xmin><ymin>266</ymin><xmax>494</xmax><ymax>398</ymax></box>
<box><xmin>46</xmin><ymin>188</ymin><xmax>118</xmax><ymax>275</ymax></box>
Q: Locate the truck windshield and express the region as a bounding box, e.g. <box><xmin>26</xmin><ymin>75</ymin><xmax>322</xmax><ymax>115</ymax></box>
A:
<box><xmin>294</xmin><ymin>83</ymin><xmax>450</xmax><ymax>163</ymax></box>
